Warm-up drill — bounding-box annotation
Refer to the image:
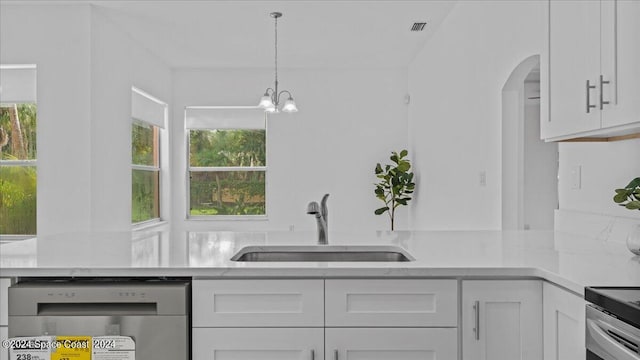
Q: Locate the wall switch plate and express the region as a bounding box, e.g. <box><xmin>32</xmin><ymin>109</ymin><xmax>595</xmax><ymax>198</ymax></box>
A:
<box><xmin>479</xmin><ymin>171</ymin><xmax>487</xmax><ymax>187</ymax></box>
<box><xmin>571</xmin><ymin>165</ymin><xmax>581</xmax><ymax>190</ymax></box>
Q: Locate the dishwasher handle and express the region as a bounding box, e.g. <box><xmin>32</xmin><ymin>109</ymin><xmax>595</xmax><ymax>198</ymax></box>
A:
<box><xmin>37</xmin><ymin>302</ymin><xmax>158</xmax><ymax>316</ymax></box>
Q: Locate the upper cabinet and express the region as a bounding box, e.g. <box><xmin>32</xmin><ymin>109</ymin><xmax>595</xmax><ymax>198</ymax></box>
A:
<box><xmin>542</xmin><ymin>0</ymin><xmax>640</xmax><ymax>141</ymax></box>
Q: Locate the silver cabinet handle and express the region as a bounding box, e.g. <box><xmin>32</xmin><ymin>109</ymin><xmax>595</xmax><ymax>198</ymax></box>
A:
<box><xmin>310</xmin><ymin>349</ymin><xmax>315</xmax><ymax>360</ymax></box>
<box><xmin>586</xmin><ymin>80</ymin><xmax>597</xmax><ymax>113</ymax></box>
<box><xmin>334</xmin><ymin>349</ymin><xmax>339</xmax><ymax>360</ymax></box>
<box><xmin>473</xmin><ymin>300</ymin><xmax>480</xmax><ymax>340</ymax></box>
<box><xmin>599</xmin><ymin>75</ymin><xmax>610</xmax><ymax>110</ymax></box>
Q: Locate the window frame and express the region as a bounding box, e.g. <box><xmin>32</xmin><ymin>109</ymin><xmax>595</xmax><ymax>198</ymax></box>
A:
<box><xmin>131</xmin><ymin>120</ymin><xmax>161</xmax><ymax>225</ymax></box>
<box><xmin>0</xmin><ymin>64</ymin><xmax>38</xmax><ymax>237</ymax></box>
<box><xmin>131</xmin><ymin>87</ymin><xmax>167</xmax><ymax>227</ymax></box>
<box><xmin>185</xmin><ymin>106</ymin><xmax>268</xmax><ymax>221</ymax></box>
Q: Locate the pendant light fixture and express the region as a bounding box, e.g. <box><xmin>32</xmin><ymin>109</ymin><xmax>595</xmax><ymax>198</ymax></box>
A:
<box><xmin>258</xmin><ymin>12</ymin><xmax>298</xmax><ymax>113</ymax></box>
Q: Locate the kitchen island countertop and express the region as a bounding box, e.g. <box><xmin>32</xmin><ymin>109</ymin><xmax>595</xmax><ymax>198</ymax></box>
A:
<box><xmin>1</xmin><ymin>230</ymin><xmax>639</xmax><ymax>295</ymax></box>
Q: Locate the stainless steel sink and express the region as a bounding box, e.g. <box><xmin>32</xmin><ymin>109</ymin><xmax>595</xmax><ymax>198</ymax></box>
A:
<box><xmin>230</xmin><ymin>245</ymin><xmax>415</xmax><ymax>262</ymax></box>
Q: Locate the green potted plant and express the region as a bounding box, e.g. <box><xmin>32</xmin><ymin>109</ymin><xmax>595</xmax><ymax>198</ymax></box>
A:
<box><xmin>613</xmin><ymin>177</ymin><xmax>640</xmax><ymax>255</ymax></box>
<box><xmin>374</xmin><ymin>150</ymin><xmax>415</xmax><ymax>230</ymax></box>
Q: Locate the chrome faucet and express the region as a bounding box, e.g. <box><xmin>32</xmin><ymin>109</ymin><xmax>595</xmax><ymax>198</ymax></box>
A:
<box><xmin>307</xmin><ymin>194</ymin><xmax>329</xmax><ymax>245</ymax></box>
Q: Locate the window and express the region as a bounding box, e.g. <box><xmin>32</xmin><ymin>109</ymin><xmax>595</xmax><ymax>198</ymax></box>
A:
<box><xmin>131</xmin><ymin>88</ymin><xmax>166</xmax><ymax>224</ymax></box>
<box><xmin>132</xmin><ymin>120</ymin><xmax>160</xmax><ymax>223</ymax></box>
<box><xmin>186</xmin><ymin>107</ymin><xmax>266</xmax><ymax>217</ymax></box>
<box><xmin>0</xmin><ymin>65</ymin><xmax>37</xmax><ymax>235</ymax></box>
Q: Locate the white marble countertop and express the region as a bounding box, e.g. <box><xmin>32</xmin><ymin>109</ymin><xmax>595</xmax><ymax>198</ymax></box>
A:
<box><xmin>1</xmin><ymin>230</ymin><xmax>639</xmax><ymax>295</ymax></box>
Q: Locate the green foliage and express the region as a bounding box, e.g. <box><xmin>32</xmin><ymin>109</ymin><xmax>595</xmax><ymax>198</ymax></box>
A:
<box><xmin>132</xmin><ymin>169</ymin><xmax>159</xmax><ymax>223</ymax></box>
<box><xmin>614</xmin><ymin>177</ymin><xmax>640</xmax><ymax>212</ymax></box>
<box><xmin>189</xmin><ymin>129</ymin><xmax>266</xmax><ymax>216</ymax></box>
<box><xmin>0</xmin><ymin>166</ymin><xmax>37</xmax><ymax>234</ymax></box>
<box><xmin>132</xmin><ymin>121</ymin><xmax>156</xmax><ymax>166</ymax></box>
<box><xmin>0</xmin><ymin>104</ymin><xmax>37</xmax><ymax>234</ymax></box>
<box><xmin>0</xmin><ymin>104</ymin><xmax>37</xmax><ymax>160</ymax></box>
<box><xmin>190</xmin><ymin>129</ymin><xmax>265</xmax><ymax>167</ymax></box>
<box><xmin>374</xmin><ymin>149</ymin><xmax>415</xmax><ymax>230</ymax></box>
<box><xmin>189</xmin><ymin>171</ymin><xmax>266</xmax><ymax>217</ymax></box>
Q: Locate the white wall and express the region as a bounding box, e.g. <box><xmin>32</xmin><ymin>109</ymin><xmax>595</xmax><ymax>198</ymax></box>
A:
<box><xmin>523</xmin><ymin>82</ymin><xmax>557</xmax><ymax>230</ymax></box>
<box><xmin>172</xmin><ymin>68</ymin><xmax>409</xmax><ymax>234</ymax></box>
<box><xmin>1</xmin><ymin>5</ymin><xmax>93</xmax><ymax>235</ymax></box>
<box><xmin>407</xmin><ymin>1</ymin><xmax>545</xmax><ymax>230</ymax></box>
<box><xmin>1</xmin><ymin>4</ymin><xmax>172</xmax><ymax>235</ymax></box>
<box><xmin>90</xmin><ymin>8</ymin><xmax>172</xmax><ymax>232</ymax></box>
<box><xmin>558</xmin><ymin>139</ymin><xmax>640</xmax><ymax>218</ymax></box>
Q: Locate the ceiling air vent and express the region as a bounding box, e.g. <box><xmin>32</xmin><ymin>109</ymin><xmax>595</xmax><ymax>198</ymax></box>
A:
<box><xmin>411</xmin><ymin>22</ymin><xmax>427</xmax><ymax>31</ymax></box>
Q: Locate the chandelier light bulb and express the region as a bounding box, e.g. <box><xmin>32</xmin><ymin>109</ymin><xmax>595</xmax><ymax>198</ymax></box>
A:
<box><xmin>258</xmin><ymin>93</ymin><xmax>274</xmax><ymax>109</ymax></box>
<box><xmin>282</xmin><ymin>97</ymin><xmax>298</xmax><ymax>113</ymax></box>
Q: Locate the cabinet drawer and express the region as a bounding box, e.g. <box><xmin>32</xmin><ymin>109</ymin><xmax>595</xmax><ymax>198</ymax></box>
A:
<box><xmin>0</xmin><ymin>279</ymin><xmax>9</xmax><ymax>326</ymax></box>
<box><xmin>193</xmin><ymin>280</ymin><xmax>323</xmax><ymax>327</ymax></box>
<box><xmin>326</xmin><ymin>328</ymin><xmax>458</xmax><ymax>360</ymax></box>
<box><xmin>193</xmin><ymin>328</ymin><xmax>323</xmax><ymax>360</ymax></box>
<box><xmin>325</xmin><ymin>279</ymin><xmax>457</xmax><ymax>327</ymax></box>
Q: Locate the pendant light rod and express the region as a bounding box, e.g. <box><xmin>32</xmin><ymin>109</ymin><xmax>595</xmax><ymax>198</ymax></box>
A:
<box><xmin>272</xmin><ymin>12</ymin><xmax>280</xmax><ymax>98</ymax></box>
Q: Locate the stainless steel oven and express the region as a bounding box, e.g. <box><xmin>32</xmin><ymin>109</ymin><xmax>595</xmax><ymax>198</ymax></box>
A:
<box><xmin>586</xmin><ymin>287</ymin><xmax>640</xmax><ymax>360</ymax></box>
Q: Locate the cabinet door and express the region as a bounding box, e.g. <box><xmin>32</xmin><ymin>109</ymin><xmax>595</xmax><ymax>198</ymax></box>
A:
<box><xmin>600</xmin><ymin>0</ymin><xmax>640</xmax><ymax>128</ymax></box>
<box><xmin>326</xmin><ymin>328</ymin><xmax>457</xmax><ymax>360</ymax></box>
<box><xmin>543</xmin><ymin>282</ymin><xmax>586</xmax><ymax>360</ymax></box>
<box><xmin>193</xmin><ymin>328</ymin><xmax>323</xmax><ymax>360</ymax></box>
<box><xmin>462</xmin><ymin>280</ymin><xmax>542</xmax><ymax>360</ymax></box>
<box><xmin>545</xmin><ymin>0</ymin><xmax>601</xmax><ymax>139</ymax></box>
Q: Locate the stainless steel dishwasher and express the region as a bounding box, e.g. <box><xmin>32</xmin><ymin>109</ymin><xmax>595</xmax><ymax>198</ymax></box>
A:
<box><xmin>8</xmin><ymin>279</ymin><xmax>190</xmax><ymax>360</ymax></box>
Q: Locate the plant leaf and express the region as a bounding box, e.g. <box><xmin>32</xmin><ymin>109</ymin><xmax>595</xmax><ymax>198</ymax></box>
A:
<box><xmin>375</xmin><ymin>207</ymin><xmax>389</xmax><ymax>215</ymax></box>
<box><xmin>400</xmin><ymin>149</ymin><xmax>408</xmax><ymax>158</ymax></box>
<box><xmin>614</xmin><ymin>193</ymin><xmax>629</xmax><ymax>203</ymax></box>
<box><xmin>625</xmin><ymin>201</ymin><xmax>640</xmax><ymax>210</ymax></box>
<box><xmin>626</xmin><ymin>177</ymin><xmax>640</xmax><ymax>189</ymax></box>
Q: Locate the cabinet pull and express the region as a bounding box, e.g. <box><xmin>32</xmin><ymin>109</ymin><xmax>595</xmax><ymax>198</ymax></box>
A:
<box><xmin>334</xmin><ymin>349</ymin><xmax>339</xmax><ymax>360</ymax></box>
<box><xmin>310</xmin><ymin>349</ymin><xmax>315</xmax><ymax>360</ymax></box>
<box><xmin>599</xmin><ymin>75</ymin><xmax>610</xmax><ymax>110</ymax></box>
<box><xmin>473</xmin><ymin>300</ymin><xmax>480</xmax><ymax>340</ymax></box>
<box><xmin>586</xmin><ymin>80</ymin><xmax>597</xmax><ymax>113</ymax></box>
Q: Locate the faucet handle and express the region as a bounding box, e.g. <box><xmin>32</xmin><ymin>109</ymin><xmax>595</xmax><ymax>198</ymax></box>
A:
<box><xmin>307</xmin><ymin>201</ymin><xmax>320</xmax><ymax>215</ymax></box>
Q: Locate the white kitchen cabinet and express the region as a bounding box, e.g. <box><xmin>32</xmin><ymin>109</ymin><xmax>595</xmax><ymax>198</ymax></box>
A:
<box><xmin>325</xmin><ymin>279</ymin><xmax>457</xmax><ymax>327</ymax></box>
<box><xmin>543</xmin><ymin>0</ymin><xmax>640</xmax><ymax>141</ymax></box>
<box><xmin>325</xmin><ymin>328</ymin><xmax>458</xmax><ymax>360</ymax></box>
<box><xmin>192</xmin><ymin>279</ymin><xmax>324</xmax><ymax>327</ymax></box>
<box><xmin>545</xmin><ymin>0</ymin><xmax>601</xmax><ymax>138</ymax></box>
<box><xmin>600</xmin><ymin>0</ymin><xmax>640</xmax><ymax>129</ymax></box>
<box><xmin>192</xmin><ymin>328</ymin><xmax>323</xmax><ymax>360</ymax></box>
<box><xmin>462</xmin><ymin>280</ymin><xmax>543</xmax><ymax>360</ymax></box>
<box><xmin>543</xmin><ymin>282</ymin><xmax>586</xmax><ymax>360</ymax></box>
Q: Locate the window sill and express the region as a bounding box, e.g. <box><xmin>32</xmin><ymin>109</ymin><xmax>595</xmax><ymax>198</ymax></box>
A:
<box><xmin>132</xmin><ymin>219</ymin><xmax>168</xmax><ymax>232</ymax></box>
<box><xmin>187</xmin><ymin>215</ymin><xmax>268</xmax><ymax>221</ymax></box>
<box><xmin>0</xmin><ymin>234</ymin><xmax>36</xmax><ymax>243</ymax></box>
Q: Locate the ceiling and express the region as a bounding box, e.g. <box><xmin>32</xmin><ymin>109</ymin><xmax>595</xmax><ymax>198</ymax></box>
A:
<box><xmin>82</xmin><ymin>0</ymin><xmax>457</xmax><ymax>69</ymax></box>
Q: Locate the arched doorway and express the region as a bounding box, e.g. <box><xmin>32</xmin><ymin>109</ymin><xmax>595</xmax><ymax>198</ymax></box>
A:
<box><xmin>502</xmin><ymin>55</ymin><xmax>558</xmax><ymax>230</ymax></box>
